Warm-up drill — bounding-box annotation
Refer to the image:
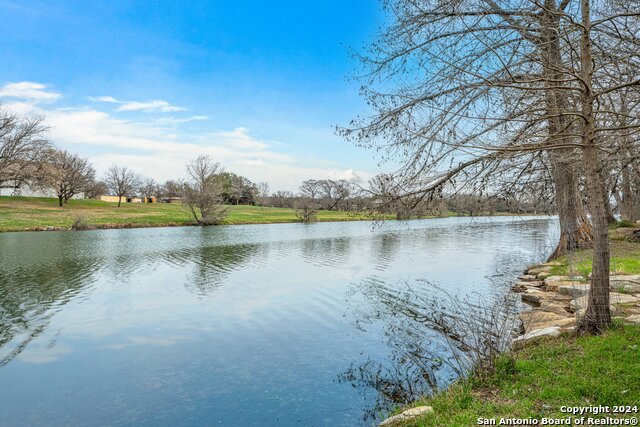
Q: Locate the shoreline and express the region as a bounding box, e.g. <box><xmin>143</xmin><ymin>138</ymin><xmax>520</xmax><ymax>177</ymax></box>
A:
<box><xmin>0</xmin><ymin>211</ymin><xmax>549</xmax><ymax>234</ymax></box>
<box><xmin>378</xmin><ymin>241</ymin><xmax>640</xmax><ymax>426</ymax></box>
<box><xmin>511</xmin><ymin>262</ymin><xmax>640</xmax><ymax>347</ymax></box>
<box><xmin>1</xmin><ymin>216</ymin><xmax>388</xmax><ymax>233</ymax></box>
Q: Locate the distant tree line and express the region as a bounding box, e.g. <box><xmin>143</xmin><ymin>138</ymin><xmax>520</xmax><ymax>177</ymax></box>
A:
<box><xmin>0</xmin><ymin>101</ymin><xmax>631</xmax><ymax>229</ymax></box>
<box><xmin>0</xmin><ymin>103</ymin><xmax>580</xmax><ymax>223</ymax></box>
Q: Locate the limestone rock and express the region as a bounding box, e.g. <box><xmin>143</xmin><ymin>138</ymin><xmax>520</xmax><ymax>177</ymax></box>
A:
<box><xmin>525</xmin><ymin>281</ymin><xmax>545</xmax><ymax>288</ymax></box>
<box><xmin>512</xmin><ymin>327</ymin><xmax>561</xmax><ymax>349</ymax></box>
<box><xmin>557</xmin><ymin>284</ymin><xmax>590</xmax><ymax>298</ymax></box>
<box><xmin>520</xmin><ymin>311</ymin><xmax>568</xmax><ymax>331</ymax></box>
<box><xmin>527</xmin><ymin>265</ymin><xmax>553</xmax><ymax>275</ymax></box>
<box><xmin>605</xmin><ymin>292</ymin><xmax>639</xmax><ymax>305</ymax></box>
<box><xmin>570</xmin><ymin>292</ymin><xmax>640</xmax><ymax>312</ymax></box>
<box><xmin>537</xmin><ymin>292</ymin><xmax>572</xmax><ymax>305</ymax></box>
<box><xmin>625</xmin><ymin>314</ymin><xmax>640</xmax><ymax>325</ymax></box>
<box><xmin>610</xmin><ymin>275</ymin><xmax>640</xmax><ymax>294</ymax></box>
<box><xmin>544</xmin><ymin>275</ymin><xmax>572</xmax><ymax>283</ymax></box>
<box><xmin>545</xmin><ymin>280</ymin><xmax>584</xmax><ymax>292</ymax></box>
<box><xmin>610</xmin><ymin>274</ymin><xmax>640</xmax><ymax>283</ymax></box>
<box><xmin>519</xmin><ymin>274</ymin><xmax>539</xmax><ymax>282</ymax></box>
<box><xmin>521</xmin><ymin>289</ymin><xmax>544</xmax><ymax>306</ymax></box>
<box><xmin>528</xmin><ymin>317</ymin><xmax>576</xmax><ymax>331</ymax></box>
<box><xmin>379</xmin><ymin>406</ymin><xmax>434</xmax><ymax>426</ymax></box>
<box><xmin>512</xmin><ymin>283</ymin><xmax>527</xmax><ymax>292</ymax></box>
<box><xmin>569</xmin><ymin>296</ymin><xmax>586</xmax><ymax>312</ymax></box>
<box><xmin>536</xmin><ymin>302</ymin><xmax>572</xmax><ymax>317</ymax></box>
<box><xmin>512</xmin><ymin>282</ymin><xmax>544</xmax><ymax>292</ymax></box>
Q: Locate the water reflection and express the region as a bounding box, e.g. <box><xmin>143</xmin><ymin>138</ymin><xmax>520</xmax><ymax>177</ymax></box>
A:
<box><xmin>0</xmin><ymin>217</ymin><xmax>558</xmax><ymax>426</ymax></box>
<box><xmin>301</xmin><ymin>235</ymin><xmax>353</xmax><ymax>268</ymax></box>
<box><xmin>0</xmin><ymin>233</ymin><xmax>103</xmax><ymax>366</ymax></box>
<box><xmin>184</xmin><ymin>243</ymin><xmax>261</xmax><ymax>295</ymax></box>
<box><xmin>341</xmin><ymin>219</ymin><xmax>557</xmax><ymax>423</ymax></box>
<box><xmin>342</xmin><ymin>278</ymin><xmax>523</xmax><ymax>422</ymax></box>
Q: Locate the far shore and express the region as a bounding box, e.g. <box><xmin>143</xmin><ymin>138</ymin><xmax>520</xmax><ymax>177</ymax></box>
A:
<box><xmin>0</xmin><ymin>196</ymin><xmax>545</xmax><ymax>233</ymax></box>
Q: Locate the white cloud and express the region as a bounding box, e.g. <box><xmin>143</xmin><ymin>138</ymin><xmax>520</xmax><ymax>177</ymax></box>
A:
<box><xmin>3</xmin><ymin>83</ymin><xmax>375</xmax><ymax>191</ymax></box>
<box><xmin>89</xmin><ymin>95</ymin><xmax>185</xmax><ymax>112</ymax></box>
<box><xmin>118</xmin><ymin>100</ymin><xmax>185</xmax><ymax>112</ymax></box>
<box><xmin>327</xmin><ymin>169</ymin><xmax>363</xmax><ymax>183</ymax></box>
<box><xmin>0</xmin><ymin>81</ymin><xmax>61</xmax><ymax>102</ymax></box>
<box><xmin>156</xmin><ymin>115</ymin><xmax>208</xmax><ymax>124</ymax></box>
<box><xmin>88</xmin><ymin>95</ymin><xmax>118</xmax><ymax>103</ymax></box>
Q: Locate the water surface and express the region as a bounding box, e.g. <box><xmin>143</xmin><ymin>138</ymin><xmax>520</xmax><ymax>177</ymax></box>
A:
<box><xmin>0</xmin><ymin>216</ymin><xmax>557</xmax><ymax>426</ymax></box>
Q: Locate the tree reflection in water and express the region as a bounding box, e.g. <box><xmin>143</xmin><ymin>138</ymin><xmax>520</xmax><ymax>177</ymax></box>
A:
<box><xmin>0</xmin><ymin>233</ymin><xmax>103</xmax><ymax>367</ymax></box>
<box><xmin>341</xmin><ymin>278</ymin><xmax>520</xmax><ymax>422</ymax></box>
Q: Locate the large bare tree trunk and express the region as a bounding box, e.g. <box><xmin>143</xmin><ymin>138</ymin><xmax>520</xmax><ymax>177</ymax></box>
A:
<box><xmin>580</xmin><ymin>147</ymin><xmax>612</xmax><ymax>332</ymax></box>
<box><xmin>541</xmin><ymin>0</ymin><xmax>591</xmax><ymax>260</ymax></box>
<box><xmin>578</xmin><ymin>0</ymin><xmax>611</xmax><ymax>333</ymax></box>
<box><xmin>598</xmin><ymin>168</ymin><xmax>617</xmax><ymax>225</ymax></box>
<box><xmin>548</xmin><ymin>156</ymin><xmax>592</xmax><ymax>260</ymax></box>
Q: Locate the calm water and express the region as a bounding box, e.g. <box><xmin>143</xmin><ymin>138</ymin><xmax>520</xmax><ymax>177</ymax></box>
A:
<box><xmin>0</xmin><ymin>217</ymin><xmax>557</xmax><ymax>426</ymax></box>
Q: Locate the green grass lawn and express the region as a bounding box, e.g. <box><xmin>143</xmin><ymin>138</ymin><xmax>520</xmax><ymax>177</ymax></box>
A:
<box><xmin>0</xmin><ymin>196</ymin><xmax>387</xmax><ymax>231</ymax></box>
<box><xmin>396</xmin><ymin>325</ymin><xmax>640</xmax><ymax>426</ymax></box>
<box><xmin>549</xmin><ymin>239</ymin><xmax>640</xmax><ymax>277</ymax></box>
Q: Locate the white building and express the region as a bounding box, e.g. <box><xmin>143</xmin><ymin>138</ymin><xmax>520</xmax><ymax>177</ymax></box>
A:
<box><xmin>0</xmin><ymin>183</ymin><xmax>84</xmax><ymax>199</ymax></box>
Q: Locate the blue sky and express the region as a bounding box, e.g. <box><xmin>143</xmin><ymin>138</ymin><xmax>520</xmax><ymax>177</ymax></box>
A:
<box><xmin>0</xmin><ymin>0</ymin><xmax>385</xmax><ymax>190</ymax></box>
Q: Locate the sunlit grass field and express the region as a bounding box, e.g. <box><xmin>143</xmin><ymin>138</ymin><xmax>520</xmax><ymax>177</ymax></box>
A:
<box><xmin>549</xmin><ymin>239</ymin><xmax>640</xmax><ymax>277</ymax></box>
<box><xmin>0</xmin><ymin>196</ymin><xmax>387</xmax><ymax>232</ymax></box>
<box><xmin>397</xmin><ymin>324</ymin><xmax>640</xmax><ymax>426</ymax></box>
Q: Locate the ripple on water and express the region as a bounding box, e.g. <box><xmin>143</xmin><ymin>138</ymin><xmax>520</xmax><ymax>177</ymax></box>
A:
<box><xmin>0</xmin><ymin>216</ymin><xmax>559</xmax><ymax>426</ymax></box>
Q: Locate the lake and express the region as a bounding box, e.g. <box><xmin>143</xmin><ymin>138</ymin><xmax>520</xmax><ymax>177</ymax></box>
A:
<box><xmin>0</xmin><ymin>216</ymin><xmax>558</xmax><ymax>426</ymax></box>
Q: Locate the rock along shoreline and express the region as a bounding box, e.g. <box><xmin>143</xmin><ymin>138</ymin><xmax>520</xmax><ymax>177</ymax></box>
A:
<box><xmin>512</xmin><ymin>263</ymin><xmax>640</xmax><ymax>347</ymax></box>
<box><xmin>377</xmin><ymin>262</ymin><xmax>640</xmax><ymax>426</ymax></box>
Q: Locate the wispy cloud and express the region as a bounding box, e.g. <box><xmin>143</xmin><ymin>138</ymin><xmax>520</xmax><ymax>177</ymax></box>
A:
<box><xmin>156</xmin><ymin>115</ymin><xmax>209</xmax><ymax>124</ymax></box>
<box><xmin>89</xmin><ymin>95</ymin><xmax>185</xmax><ymax>112</ymax></box>
<box><xmin>0</xmin><ymin>81</ymin><xmax>61</xmax><ymax>102</ymax></box>
<box><xmin>3</xmin><ymin>82</ymin><xmax>374</xmax><ymax>191</ymax></box>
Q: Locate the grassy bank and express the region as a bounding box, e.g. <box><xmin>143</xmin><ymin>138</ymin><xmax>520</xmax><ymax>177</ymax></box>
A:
<box><xmin>549</xmin><ymin>237</ymin><xmax>640</xmax><ymax>277</ymax></box>
<box><xmin>393</xmin><ymin>325</ymin><xmax>640</xmax><ymax>426</ymax></box>
<box><xmin>389</xmin><ymin>231</ymin><xmax>640</xmax><ymax>426</ymax></box>
<box><xmin>0</xmin><ymin>196</ymin><xmax>393</xmax><ymax>232</ymax></box>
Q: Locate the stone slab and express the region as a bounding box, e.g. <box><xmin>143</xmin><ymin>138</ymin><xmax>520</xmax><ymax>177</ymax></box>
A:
<box><xmin>379</xmin><ymin>406</ymin><xmax>434</xmax><ymax>426</ymax></box>
<box><xmin>512</xmin><ymin>327</ymin><xmax>562</xmax><ymax>349</ymax></box>
<box><xmin>557</xmin><ymin>284</ymin><xmax>590</xmax><ymax>298</ymax></box>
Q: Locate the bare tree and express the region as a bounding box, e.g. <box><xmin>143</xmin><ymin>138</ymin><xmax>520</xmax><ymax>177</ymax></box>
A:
<box><xmin>294</xmin><ymin>197</ymin><xmax>319</xmax><ymax>223</ymax></box>
<box><xmin>295</xmin><ymin>180</ymin><xmax>321</xmax><ymax>222</ymax></box>
<box><xmin>104</xmin><ymin>165</ymin><xmax>140</xmax><ymax>207</ymax></box>
<box><xmin>319</xmin><ymin>179</ymin><xmax>352</xmax><ymax>210</ymax></box>
<box><xmin>342</xmin><ymin>0</ymin><xmax>640</xmax><ymax>333</ymax></box>
<box><xmin>367</xmin><ymin>174</ymin><xmax>423</xmax><ymax>220</ymax></box>
<box><xmin>85</xmin><ymin>180</ymin><xmax>108</xmax><ymax>199</ymax></box>
<box><xmin>159</xmin><ymin>179</ymin><xmax>185</xmax><ymax>198</ymax></box>
<box><xmin>42</xmin><ymin>149</ymin><xmax>95</xmax><ymax>206</ymax></box>
<box><xmin>256</xmin><ymin>181</ymin><xmax>270</xmax><ymax>208</ymax></box>
<box><xmin>139</xmin><ymin>177</ymin><xmax>158</xmax><ymax>203</ymax></box>
<box><xmin>271</xmin><ymin>190</ymin><xmax>295</xmax><ymax>208</ymax></box>
<box><xmin>0</xmin><ymin>107</ymin><xmax>50</xmax><ymax>191</ymax></box>
<box><xmin>299</xmin><ymin>179</ymin><xmax>322</xmax><ymax>200</ymax></box>
<box><xmin>182</xmin><ymin>155</ymin><xmax>228</xmax><ymax>225</ymax></box>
